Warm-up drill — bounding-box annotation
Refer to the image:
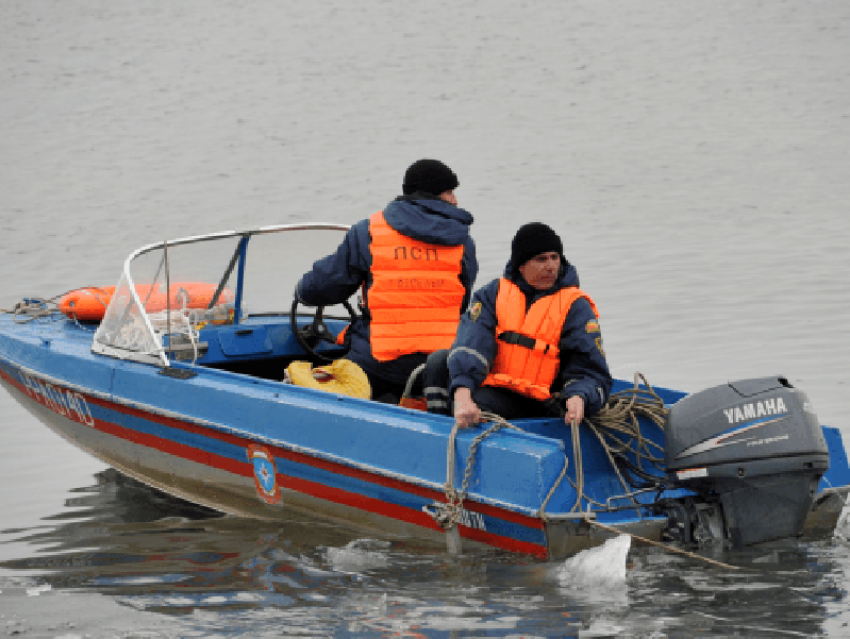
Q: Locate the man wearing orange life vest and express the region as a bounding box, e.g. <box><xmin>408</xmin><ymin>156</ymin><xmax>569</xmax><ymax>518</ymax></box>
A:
<box><xmin>423</xmin><ymin>222</ymin><xmax>611</xmax><ymax>427</ymax></box>
<box><xmin>295</xmin><ymin>159</ymin><xmax>478</xmax><ymax>403</ymax></box>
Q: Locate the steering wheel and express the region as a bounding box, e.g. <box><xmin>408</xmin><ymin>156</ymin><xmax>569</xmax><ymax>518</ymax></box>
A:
<box><xmin>290</xmin><ymin>299</ymin><xmax>358</xmax><ymax>364</ymax></box>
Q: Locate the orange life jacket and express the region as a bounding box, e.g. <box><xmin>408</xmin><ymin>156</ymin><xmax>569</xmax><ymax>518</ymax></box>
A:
<box><xmin>481</xmin><ymin>278</ymin><xmax>599</xmax><ymax>401</ymax></box>
<box><xmin>368</xmin><ymin>211</ymin><xmax>466</xmax><ymax>362</ymax></box>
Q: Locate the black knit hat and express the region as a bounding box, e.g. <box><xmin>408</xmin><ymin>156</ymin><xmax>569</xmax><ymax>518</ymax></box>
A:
<box><xmin>402</xmin><ymin>159</ymin><xmax>459</xmax><ymax>196</ymax></box>
<box><xmin>511</xmin><ymin>222</ymin><xmax>564</xmax><ymax>268</ymax></box>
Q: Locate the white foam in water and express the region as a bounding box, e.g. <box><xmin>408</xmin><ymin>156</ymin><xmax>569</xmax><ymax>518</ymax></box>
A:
<box><xmin>557</xmin><ymin>535</ymin><xmax>632</xmax><ymax>590</ymax></box>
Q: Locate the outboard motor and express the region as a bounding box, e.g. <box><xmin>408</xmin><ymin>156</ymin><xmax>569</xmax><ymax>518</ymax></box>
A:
<box><xmin>663</xmin><ymin>376</ymin><xmax>829</xmax><ymax>548</ymax></box>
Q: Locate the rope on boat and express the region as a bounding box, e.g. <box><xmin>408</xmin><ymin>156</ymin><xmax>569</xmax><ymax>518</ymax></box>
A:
<box><xmin>437</xmin><ymin>413</ymin><xmax>520</xmax><ymax>530</ymax></box>
<box><xmin>587</xmin><ymin>519</ymin><xmax>743</xmax><ymax>571</ymax></box>
<box><xmin>1</xmin><ymin>294</ymin><xmax>70</xmax><ymax>323</ymax></box>
<box><xmin>1</xmin><ymin>291</ymin><xmax>112</xmax><ymax>333</ymax></box>
<box><xmin>567</xmin><ymin>372</ymin><xmax>670</xmax><ymax>512</ymax></box>
<box><xmin>539</xmin><ymin>446</ymin><xmax>570</xmax><ymax>518</ymax></box>
<box><xmin>431</xmin><ymin>373</ymin><xmax>670</xmax><ymax>531</ymax></box>
<box><xmin>587</xmin><ymin>372</ymin><xmax>668</xmax><ymax>471</ymax></box>
<box><xmin>569</xmin><ymin>416</ymin><xmax>584</xmax><ymax>512</ymax></box>
<box><xmin>435</xmin><ymin>411</ymin><xmax>571</xmax><ymax>531</ymax></box>
<box><xmin>433</xmin><ymin>392</ymin><xmax>745</xmax><ymax>572</ymax></box>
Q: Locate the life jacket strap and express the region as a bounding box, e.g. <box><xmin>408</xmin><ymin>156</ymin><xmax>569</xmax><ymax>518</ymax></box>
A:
<box><xmin>497</xmin><ymin>330</ymin><xmax>552</xmax><ymax>354</ymax></box>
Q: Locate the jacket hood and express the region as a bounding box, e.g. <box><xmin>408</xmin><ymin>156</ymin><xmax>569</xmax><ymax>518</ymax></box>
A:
<box><xmin>382</xmin><ymin>196</ymin><xmax>474</xmax><ymax>246</ymax></box>
<box><xmin>503</xmin><ymin>256</ymin><xmax>580</xmax><ymax>297</ymax></box>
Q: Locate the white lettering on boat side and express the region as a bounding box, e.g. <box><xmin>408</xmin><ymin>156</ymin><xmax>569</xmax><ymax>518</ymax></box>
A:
<box><xmin>16</xmin><ymin>370</ymin><xmax>95</xmax><ymax>426</ymax></box>
<box><xmin>458</xmin><ymin>509</ymin><xmax>486</xmax><ymax>531</ymax></box>
<box><xmin>44</xmin><ymin>382</ymin><xmax>68</xmax><ymax>417</ymax></box>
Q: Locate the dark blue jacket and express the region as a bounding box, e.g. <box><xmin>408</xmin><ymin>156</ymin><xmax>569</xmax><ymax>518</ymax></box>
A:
<box><xmin>447</xmin><ymin>258</ymin><xmax>612</xmax><ymax>415</ymax></box>
<box><xmin>296</xmin><ymin>195</ymin><xmax>477</xmax><ymax>385</ymax></box>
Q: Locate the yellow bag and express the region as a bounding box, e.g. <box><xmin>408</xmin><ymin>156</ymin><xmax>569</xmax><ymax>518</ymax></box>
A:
<box><xmin>286</xmin><ymin>360</ymin><xmax>371</xmax><ymax>400</ymax></box>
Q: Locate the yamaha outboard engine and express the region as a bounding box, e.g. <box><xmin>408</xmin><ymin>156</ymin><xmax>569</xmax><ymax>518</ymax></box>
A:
<box><xmin>663</xmin><ymin>376</ymin><xmax>829</xmax><ymax>548</ymax></box>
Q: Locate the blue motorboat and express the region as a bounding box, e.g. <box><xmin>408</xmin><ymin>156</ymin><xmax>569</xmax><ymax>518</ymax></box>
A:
<box><xmin>1</xmin><ymin>224</ymin><xmax>847</xmax><ymax>560</ymax></box>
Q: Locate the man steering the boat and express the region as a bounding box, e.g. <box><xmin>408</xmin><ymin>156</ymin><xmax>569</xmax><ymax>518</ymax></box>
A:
<box><xmin>295</xmin><ymin>159</ymin><xmax>478</xmax><ymax>403</ymax></box>
<box><xmin>423</xmin><ymin>222</ymin><xmax>611</xmax><ymax>427</ymax></box>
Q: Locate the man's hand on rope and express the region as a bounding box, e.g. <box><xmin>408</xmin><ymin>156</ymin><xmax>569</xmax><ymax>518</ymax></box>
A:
<box><xmin>564</xmin><ymin>395</ymin><xmax>585</xmax><ymax>425</ymax></box>
<box><xmin>453</xmin><ymin>387</ymin><xmax>481</xmax><ymax>428</ymax></box>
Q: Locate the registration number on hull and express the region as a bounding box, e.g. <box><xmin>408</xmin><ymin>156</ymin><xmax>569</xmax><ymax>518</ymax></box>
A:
<box><xmin>15</xmin><ymin>369</ymin><xmax>95</xmax><ymax>427</ymax></box>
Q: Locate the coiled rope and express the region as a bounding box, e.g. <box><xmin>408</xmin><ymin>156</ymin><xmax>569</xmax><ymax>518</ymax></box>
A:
<box><xmin>577</xmin><ymin>372</ymin><xmax>670</xmax><ymax>511</ymax></box>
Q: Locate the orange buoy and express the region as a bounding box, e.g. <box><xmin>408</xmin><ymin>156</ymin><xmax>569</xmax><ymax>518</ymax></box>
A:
<box><xmin>58</xmin><ymin>287</ymin><xmax>116</xmax><ymax>321</ymax></box>
<box><xmin>143</xmin><ymin>282</ymin><xmax>228</xmax><ymax>314</ymax></box>
<box><xmin>59</xmin><ymin>283</ymin><xmax>231</xmax><ymax>321</ymax></box>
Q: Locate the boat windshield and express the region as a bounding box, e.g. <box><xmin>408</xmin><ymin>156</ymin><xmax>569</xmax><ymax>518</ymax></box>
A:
<box><xmin>92</xmin><ymin>224</ymin><xmax>351</xmax><ymax>365</ymax></box>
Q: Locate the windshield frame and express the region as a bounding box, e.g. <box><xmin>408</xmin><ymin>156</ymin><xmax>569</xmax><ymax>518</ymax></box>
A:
<box><xmin>91</xmin><ymin>223</ymin><xmax>350</xmax><ymax>367</ymax></box>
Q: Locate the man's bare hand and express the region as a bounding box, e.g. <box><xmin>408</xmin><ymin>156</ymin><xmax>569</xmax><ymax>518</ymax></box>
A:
<box><xmin>453</xmin><ymin>387</ymin><xmax>481</xmax><ymax>428</ymax></box>
<box><xmin>564</xmin><ymin>395</ymin><xmax>585</xmax><ymax>425</ymax></box>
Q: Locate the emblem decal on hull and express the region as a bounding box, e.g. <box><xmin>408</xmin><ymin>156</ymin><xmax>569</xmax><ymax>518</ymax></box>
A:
<box><xmin>247</xmin><ymin>444</ymin><xmax>281</xmax><ymax>505</ymax></box>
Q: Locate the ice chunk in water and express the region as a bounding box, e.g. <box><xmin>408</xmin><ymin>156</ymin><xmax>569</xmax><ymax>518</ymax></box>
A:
<box><xmin>557</xmin><ymin>534</ymin><xmax>631</xmax><ymax>589</ymax></box>
<box><xmin>325</xmin><ymin>538</ymin><xmax>391</xmax><ymax>573</ymax></box>
<box><xmin>834</xmin><ymin>503</ymin><xmax>850</xmax><ymax>542</ymax></box>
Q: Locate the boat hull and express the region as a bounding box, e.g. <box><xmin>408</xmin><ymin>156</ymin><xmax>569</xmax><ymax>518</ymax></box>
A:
<box><xmin>2</xmin><ymin>355</ymin><xmax>657</xmax><ymax>559</ymax></box>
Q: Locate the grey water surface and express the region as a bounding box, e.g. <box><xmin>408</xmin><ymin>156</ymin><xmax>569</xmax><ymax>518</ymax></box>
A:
<box><xmin>2</xmin><ymin>1</ymin><xmax>850</xmax><ymax>636</ymax></box>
